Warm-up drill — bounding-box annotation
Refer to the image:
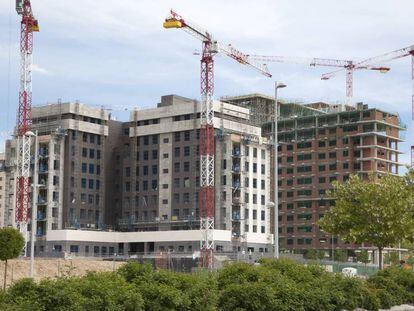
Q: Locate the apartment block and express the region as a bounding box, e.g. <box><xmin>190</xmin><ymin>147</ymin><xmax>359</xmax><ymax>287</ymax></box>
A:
<box><xmin>113</xmin><ymin>95</ymin><xmax>272</xmax><ymax>253</ymax></box>
<box><xmin>225</xmin><ymin>94</ymin><xmax>403</xmax><ymax>255</ymax></box>
<box><xmin>4</xmin><ymin>96</ymin><xmax>273</xmax><ymax>257</ymax></box>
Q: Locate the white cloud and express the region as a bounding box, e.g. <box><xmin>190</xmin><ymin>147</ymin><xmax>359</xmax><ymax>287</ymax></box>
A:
<box><xmin>32</xmin><ymin>63</ymin><xmax>52</xmax><ymax>75</ymax></box>
<box><xmin>0</xmin><ymin>0</ymin><xmax>413</xmax><ymax>169</ymax></box>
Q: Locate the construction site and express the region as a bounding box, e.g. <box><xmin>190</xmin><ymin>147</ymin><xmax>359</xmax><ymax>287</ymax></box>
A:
<box><xmin>0</xmin><ymin>1</ymin><xmax>413</xmax><ymax>274</ymax></box>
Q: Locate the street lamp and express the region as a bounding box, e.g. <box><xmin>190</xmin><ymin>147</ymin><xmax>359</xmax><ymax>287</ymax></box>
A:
<box><xmin>25</xmin><ymin>130</ymin><xmax>38</xmax><ymax>278</ymax></box>
<box><xmin>274</xmin><ymin>82</ymin><xmax>287</xmax><ymax>259</ymax></box>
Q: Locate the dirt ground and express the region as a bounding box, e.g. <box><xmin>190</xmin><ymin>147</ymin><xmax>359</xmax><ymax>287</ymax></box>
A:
<box><xmin>0</xmin><ymin>258</ymin><xmax>126</xmax><ymax>288</ymax></box>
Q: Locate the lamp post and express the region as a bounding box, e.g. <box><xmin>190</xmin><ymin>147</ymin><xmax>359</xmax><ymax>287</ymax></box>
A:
<box><xmin>274</xmin><ymin>82</ymin><xmax>286</xmax><ymax>259</ymax></box>
<box><xmin>26</xmin><ymin>130</ymin><xmax>38</xmax><ymax>278</ymax></box>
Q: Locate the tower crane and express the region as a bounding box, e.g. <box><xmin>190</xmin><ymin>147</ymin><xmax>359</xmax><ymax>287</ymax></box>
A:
<box><xmin>248</xmin><ymin>55</ymin><xmax>390</xmax><ymax>104</ymax></box>
<box><xmin>319</xmin><ymin>45</ymin><xmax>414</xmax><ymax>167</ymax></box>
<box><xmin>163</xmin><ymin>10</ymin><xmax>271</xmax><ymax>269</ymax></box>
<box><xmin>322</xmin><ymin>45</ymin><xmax>414</xmax><ymax>109</ymax></box>
<box><xmin>15</xmin><ymin>0</ymin><xmax>39</xmax><ymax>252</ymax></box>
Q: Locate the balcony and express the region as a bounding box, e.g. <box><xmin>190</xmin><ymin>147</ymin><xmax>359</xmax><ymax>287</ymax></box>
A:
<box><xmin>232</xmin><ymin>165</ymin><xmax>241</xmax><ymax>173</ymax></box>
<box><xmin>232</xmin><ymin>148</ymin><xmax>241</xmax><ymax>157</ymax></box>
<box><xmin>232</xmin><ymin>181</ymin><xmax>241</xmax><ymax>189</ymax></box>
<box><xmin>37</xmin><ymin>212</ymin><xmax>46</xmax><ymax>221</ymax></box>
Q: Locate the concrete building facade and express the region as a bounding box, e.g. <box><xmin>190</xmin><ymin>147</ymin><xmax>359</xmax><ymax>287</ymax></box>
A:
<box><xmin>3</xmin><ymin>96</ymin><xmax>273</xmax><ymax>257</ymax></box>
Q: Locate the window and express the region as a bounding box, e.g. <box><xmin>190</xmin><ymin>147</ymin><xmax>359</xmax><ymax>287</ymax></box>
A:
<box><xmin>253</xmin><ymin>163</ymin><xmax>257</xmax><ymax>173</ymax></box>
<box><xmin>152</xmin><ymin>135</ymin><xmax>158</xmax><ymax>144</ymax></box>
<box><xmin>253</xmin><ymin>148</ymin><xmax>257</xmax><ymax>158</ymax></box>
<box><xmin>297</xmin><ymin>141</ymin><xmax>312</xmax><ymax>149</ymax></box>
<box><xmin>245</xmin><ymin>146</ymin><xmax>250</xmax><ymax>156</ymax></box>
<box><xmin>82</xmin><ymin>163</ymin><xmax>87</xmax><ymax>173</ymax></box>
<box><xmin>287</xmin><ymin>156</ymin><xmax>293</xmax><ymax>162</ymax></box>
<box><xmin>261</xmin><ymin>180</ymin><xmax>265</xmax><ymax>190</ymax></box>
<box><xmin>163</xmin><ymin>138</ymin><xmax>169</xmax><ymax>143</ymax></box>
<box><xmin>143</xmin><ymin>136</ymin><xmax>149</xmax><ymax>145</ymax></box>
<box><xmin>184</xmin><ymin>162</ymin><xmax>190</xmax><ymax>172</ymax></box>
<box><xmin>81</xmin><ymin>178</ymin><xmax>87</xmax><ymax>188</ymax></box>
<box><xmin>88</xmin><ymin>179</ymin><xmax>94</xmax><ymax>189</ymax></box>
<box><xmin>253</xmin><ymin>178</ymin><xmax>257</xmax><ymax>188</ymax></box>
<box><xmin>329</xmin><ymin>151</ymin><xmax>336</xmax><ymax>158</ymax></box>
<box><xmin>143</xmin><ymin>181</ymin><xmax>148</xmax><ymax>191</ymax></box>
<box><xmin>253</xmin><ymin>194</ymin><xmax>257</xmax><ymax>204</ymax></box>
<box><xmin>287</xmin><ymin>168</ymin><xmax>293</xmax><ymax>174</ymax></box>
<box><xmin>96</xmin><ymin>180</ymin><xmax>100</xmax><ymax>190</ymax></box>
<box><xmin>329</xmin><ymin>163</ymin><xmax>337</xmax><ymax>170</ymax></box>
<box><xmin>297</xmin><ymin>153</ymin><xmax>312</xmax><ymax>161</ymax></box>
<box><xmin>184</xmin><ymin>131</ymin><xmax>191</xmax><ymax>141</ymax></box>
<box><xmin>152</xmin><ymin>165</ymin><xmax>158</xmax><ymax>175</ymax></box>
<box><xmin>253</xmin><ymin>210</ymin><xmax>257</xmax><ymax>220</ymax></box>
<box><xmin>318</xmin><ymin>141</ymin><xmax>326</xmax><ymax>147</ymax></box>
<box><xmin>143</xmin><ymin>166</ymin><xmax>148</xmax><ymax>175</ymax></box>
<box><xmin>96</xmin><ymin>165</ymin><xmax>101</xmax><ymax>175</ymax></box>
<box><xmin>329</xmin><ymin>176</ymin><xmax>337</xmax><ymax>182</ymax></box>
<box><xmin>261</xmin><ymin>164</ymin><xmax>265</xmax><ymax>174</ymax></box>
<box><xmin>297</xmin><ymin>166</ymin><xmax>312</xmax><ymax>173</ymax></box>
<box><xmin>174</xmin><ymin>132</ymin><xmax>181</xmax><ymax>142</ymax></box>
<box><xmin>343</xmin><ymin>150</ymin><xmax>349</xmax><ymax>157</ymax></box>
<box><xmin>318</xmin><ymin>165</ymin><xmax>325</xmax><ymax>172</ymax></box>
<box><xmin>82</xmin><ymin>148</ymin><xmax>87</xmax><ymax>157</ymax></box>
<box><xmin>89</xmin><ymin>149</ymin><xmax>95</xmax><ymax>159</ymax></box>
<box><xmin>174</xmin><ymin>147</ymin><xmax>180</xmax><ymax>157</ymax></box>
<box><xmin>143</xmin><ymin>151</ymin><xmax>149</xmax><ymax>160</ymax></box>
<box><xmin>152</xmin><ymin>180</ymin><xmax>157</xmax><ymax>190</ymax></box>
<box><xmin>174</xmin><ymin>178</ymin><xmax>180</xmax><ymax>188</ymax></box>
<box><xmin>319</xmin><ymin>177</ymin><xmax>326</xmax><ymax>183</ymax></box>
<box><xmin>183</xmin><ymin>193</ymin><xmax>190</xmax><ymax>203</ymax></box>
<box><xmin>152</xmin><ymin>150</ymin><xmax>158</xmax><ymax>159</ymax></box>
<box><xmin>124</xmin><ymin>167</ymin><xmax>130</xmax><ymax>177</ymax></box>
<box><xmin>261</xmin><ymin>149</ymin><xmax>266</xmax><ymax>159</ymax></box>
<box><xmin>70</xmin><ymin>245</ymin><xmax>79</xmax><ymax>253</ymax></box>
<box><xmin>297</xmin><ymin>177</ymin><xmax>312</xmax><ymax>185</ymax></box>
<box><xmin>184</xmin><ymin>146</ymin><xmax>190</xmax><ymax>156</ymax></box>
<box><xmin>329</xmin><ymin>140</ymin><xmax>337</xmax><ymax>146</ymax></box>
<box><xmin>163</xmin><ymin>153</ymin><xmax>169</xmax><ymax>159</ymax></box>
<box><xmin>318</xmin><ymin>153</ymin><xmax>326</xmax><ymax>159</ymax></box>
<box><xmin>162</xmin><ymin>184</ymin><xmax>168</xmax><ymax>189</ymax></box>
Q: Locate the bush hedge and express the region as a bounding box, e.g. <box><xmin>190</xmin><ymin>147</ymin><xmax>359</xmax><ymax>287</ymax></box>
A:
<box><xmin>1</xmin><ymin>259</ymin><xmax>414</xmax><ymax>310</ymax></box>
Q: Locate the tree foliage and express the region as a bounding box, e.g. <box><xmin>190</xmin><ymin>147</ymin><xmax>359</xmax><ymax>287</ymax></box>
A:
<box><xmin>319</xmin><ymin>173</ymin><xmax>414</xmax><ymax>269</ymax></box>
<box><xmin>2</xmin><ymin>260</ymin><xmax>414</xmax><ymax>310</ymax></box>
<box><xmin>0</xmin><ymin>228</ymin><xmax>25</xmax><ymax>262</ymax></box>
<box><xmin>0</xmin><ymin>227</ymin><xmax>25</xmax><ymax>290</ymax></box>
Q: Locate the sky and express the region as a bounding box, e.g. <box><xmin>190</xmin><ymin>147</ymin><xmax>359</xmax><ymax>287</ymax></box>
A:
<box><xmin>0</xmin><ymin>0</ymin><xmax>413</xmax><ymax>167</ymax></box>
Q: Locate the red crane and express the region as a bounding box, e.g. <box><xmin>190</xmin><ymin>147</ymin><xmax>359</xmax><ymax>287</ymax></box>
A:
<box><xmin>15</xmin><ymin>0</ymin><xmax>39</xmax><ymax>250</ymax></box>
<box><xmin>163</xmin><ymin>10</ymin><xmax>271</xmax><ymax>269</ymax></box>
<box><xmin>248</xmin><ymin>55</ymin><xmax>390</xmax><ymax>104</ymax></box>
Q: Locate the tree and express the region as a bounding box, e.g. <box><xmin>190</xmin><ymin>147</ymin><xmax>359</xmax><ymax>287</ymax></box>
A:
<box><xmin>0</xmin><ymin>228</ymin><xmax>25</xmax><ymax>290</ymax></box>
<box><xmin>356</xmin><ymin>250</ymin><xmax>370</xmax><ymax>276</ymax></box>
<box><xmin>334</xmin><ymin>249</ymin><xmax>347</xmax><ymax>262</ymax></box>
<box><xmin>319</xmin><ymin>173</ymin><xmax>414</xmax><ymax>270</ymax></box>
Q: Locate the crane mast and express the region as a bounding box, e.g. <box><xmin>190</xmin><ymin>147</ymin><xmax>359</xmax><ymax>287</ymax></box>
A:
<box><xmin>15</xmin><ymin>0</ymin><xmax>39</xmax><ymax>252</ymax></box>
<box><xmin>164</xmin><ymin>10</ymin><xmax>270</xmax><ymax>269</ymax></box>
<box><xmin>248</xmin><ymin>55</ymin><xmax>389</xmax><ymax>104</ymax></box>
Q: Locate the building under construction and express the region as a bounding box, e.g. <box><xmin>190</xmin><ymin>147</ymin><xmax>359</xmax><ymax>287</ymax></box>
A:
<box><xmin>2</xmin><ymin>95</ymin><xmax>272</xmax><ymax>258</ymax></box>
<box><xmin>1</xmin><ymin>93</ymin><xmax>403</xmax><ymax>260</ymax></box>
<box><xmin>226</xmin><ymin>94</ymin><xmax>404</xmax><ymax>257</ymax></box>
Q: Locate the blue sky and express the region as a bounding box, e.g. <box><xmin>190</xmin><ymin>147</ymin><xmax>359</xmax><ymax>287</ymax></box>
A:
<box><xmin>0</xmin><ymin>0</ymin><xmax>413</xmax><ymax>167</ymax></box>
